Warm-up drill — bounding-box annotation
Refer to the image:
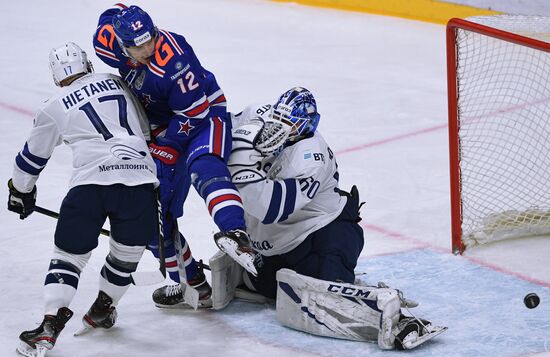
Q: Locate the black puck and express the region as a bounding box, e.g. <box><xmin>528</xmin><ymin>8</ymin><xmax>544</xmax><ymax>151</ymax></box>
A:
<box><xmin>524</xmin><ymin>293</ymin><xmax>540</xmax><ymax>309</ymax></box>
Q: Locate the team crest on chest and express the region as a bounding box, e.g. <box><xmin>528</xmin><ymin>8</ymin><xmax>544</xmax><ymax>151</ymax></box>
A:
<box><xmin>178</xmin><ymin>120</ymin><xmax>195</xmax><ymax>135</ymax></box>
<box><xmin>134</xmin><ymin>70</ymin><xmax>146</xmax><ymax>90</ymax></box>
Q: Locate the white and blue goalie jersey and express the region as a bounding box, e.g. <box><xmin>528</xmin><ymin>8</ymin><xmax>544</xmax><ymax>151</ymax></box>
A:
<box><xmin>232</xmin><ymin>104</ymin><xmax>347</xmax><ymax>256</ymax></box>
<box><xmin>12</xmin><ymin>73</ymin><xmax>158</xmax><ymax>193</ymax></box>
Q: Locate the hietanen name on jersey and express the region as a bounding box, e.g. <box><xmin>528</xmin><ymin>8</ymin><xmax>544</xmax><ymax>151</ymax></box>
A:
<box><xmin>61</xmin><ymin>78</ymin><xmax>125</xmax><ymax>111</ymax></box>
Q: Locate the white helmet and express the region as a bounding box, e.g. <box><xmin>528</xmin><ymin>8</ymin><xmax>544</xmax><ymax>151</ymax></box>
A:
<box><xmin>49</xmin><ymin>42</ymin><xmax>93</xmax><ymax>87</ymax></box>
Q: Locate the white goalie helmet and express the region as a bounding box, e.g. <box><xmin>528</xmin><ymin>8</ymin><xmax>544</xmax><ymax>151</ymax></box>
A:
<box><xmin>49</xmin><ymin>42</ymin><xmax>93</xmax><ymax>87</ymax></box>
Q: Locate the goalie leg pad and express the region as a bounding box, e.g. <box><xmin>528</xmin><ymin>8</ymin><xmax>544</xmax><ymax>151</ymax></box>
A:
<box><xmin>275</xmin><ymin>269</ymin><xmax>401</xmax><ymax>347</ymax></box>
<box><xmin>209</xmin><ymin>250</ymin><xmax>244</xmax><ymax>310</ymax></box>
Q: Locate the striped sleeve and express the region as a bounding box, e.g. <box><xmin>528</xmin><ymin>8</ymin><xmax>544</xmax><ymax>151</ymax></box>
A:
<box><xmin>15</xmin><ymin>142</ymin><xmax>49</xmax><ymax>176</ymax></box>
<box><xmin>240</xmin><ymin>178</ymin><xmax>302</xmax><ymax>224</ymax></box>
<box><xmin>12</xmin><ymin>110</ymin><xmax>61</xmax><ymax>192</ymax></box>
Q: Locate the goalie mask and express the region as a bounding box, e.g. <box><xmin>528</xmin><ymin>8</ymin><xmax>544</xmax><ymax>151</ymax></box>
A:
<box><xmin>271</xmin><ymin>87</ymin><xmax>320</xmax><ymax>140</ymax></box>
<box><xmin>49</xmin><ymin>42</ymin><xmax>93</xmax><ymax>87</ymax></box>
<box><xmin>112</xmin><ymin>5</ymin><xmax>158</xmax><ymax>56</ymax></box>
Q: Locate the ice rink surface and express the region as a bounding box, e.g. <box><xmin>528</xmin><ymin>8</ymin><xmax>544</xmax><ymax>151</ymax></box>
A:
<box><xmin>0</xmin><ymin>1</ymin><xmax>549</xmax><ymax>356</ymax></box>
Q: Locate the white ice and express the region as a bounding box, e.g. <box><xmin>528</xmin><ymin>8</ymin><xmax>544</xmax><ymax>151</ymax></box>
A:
<box><xmin>1</xmin><ymin>1</ymin><xmax>549</xmax><ymax>356</ymax></box>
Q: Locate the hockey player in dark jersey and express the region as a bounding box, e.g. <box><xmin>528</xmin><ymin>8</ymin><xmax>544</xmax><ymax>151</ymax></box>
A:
<box><xmin>93</xmin><ymin>4</ymin><xmax>256</xmax><ymax>308</ymax></box>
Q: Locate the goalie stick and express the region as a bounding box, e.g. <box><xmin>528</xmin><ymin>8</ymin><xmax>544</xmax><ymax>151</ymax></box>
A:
<box><xmin>170</xmin><ymin>218</ymin><xmax>200</xmax><ymax>309</ymax></box>
<box><xmin>34</xmin><ymin>205</ymin><xmax>166</xmax><ymax>286</ymax></box>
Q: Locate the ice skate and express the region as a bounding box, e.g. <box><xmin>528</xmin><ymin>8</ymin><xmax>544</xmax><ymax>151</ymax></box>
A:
<box><xmin>17</xmin><ymin>307</ymin><xmax>73</xmax><ymax>357</ymax></box>
<box><xmin>214</xmin><ymin>229</ymin><xmax>258</xmax><ymax>276</ymax></box>
<box><xmin>394</xmin><ymin>315</ymin><xmax>447</xmax><ymax>350</ymax></box>
<box><xmin>74</xmin><ymin>291</ymin><xmax>117</xmax><ymax>336</ymax></box>
<box><xmin>153</xmin><ymin>267</ymin><xmax>212</xmax><ymax>308</ymax></box>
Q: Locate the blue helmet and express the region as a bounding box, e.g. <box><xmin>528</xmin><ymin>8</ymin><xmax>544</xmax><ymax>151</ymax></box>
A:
<box><xmin>271</xmin><ymin>87</ymin><xmax>320</xmax><ymax>139</ymax></box>
<box><xmin>112</xmin><ymin>5</ymin><xmax>157</xmax><ymax>48</ymax></box>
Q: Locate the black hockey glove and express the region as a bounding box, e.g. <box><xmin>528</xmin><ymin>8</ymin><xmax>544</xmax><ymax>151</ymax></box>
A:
<box><xmin>7</xmin><ymin>179</ymin><xmax>36</xmax><ymax>220</ymax></box>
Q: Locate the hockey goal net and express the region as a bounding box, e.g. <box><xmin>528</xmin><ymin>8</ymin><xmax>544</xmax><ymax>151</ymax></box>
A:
<box><xmin>447</xmin><ymin>16</ymin><xmax>550</xmax><ymax>254</ymax></box>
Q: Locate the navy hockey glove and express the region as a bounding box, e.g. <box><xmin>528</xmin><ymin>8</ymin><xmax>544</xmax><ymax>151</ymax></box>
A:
<box><xmin>149</xmin><ymin>142</ymin><xmax>180</xmax><ymax>208</ymax></box>
<box><xmin>7</xmin><ymin>179</ymin><xmax>36</xmax><ymax>220</ymax></box>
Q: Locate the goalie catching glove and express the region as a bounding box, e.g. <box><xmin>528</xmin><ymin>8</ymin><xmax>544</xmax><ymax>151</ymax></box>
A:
<box><xmin>228</xmin><ymin>118</ymin><xmax>290</xmax><ymax>184</ymax></box>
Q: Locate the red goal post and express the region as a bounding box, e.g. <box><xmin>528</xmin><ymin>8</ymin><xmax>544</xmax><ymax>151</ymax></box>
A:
<box><xmin>447</xmin><ymin>17</ymin><xmax>550</xmax><ymax>254</ymax></box>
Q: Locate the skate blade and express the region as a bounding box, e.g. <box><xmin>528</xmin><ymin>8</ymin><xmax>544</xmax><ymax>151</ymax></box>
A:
<box><xmin>74</xmin><ymin>321</ymin><xmax>93</xmax><ymax>337</ymax></box>
<box><xmin>154</xmin><ymin>297</ymin><xmax>212</xmax><ymax>310</ymax></box>
<box><xmin>402</xmin><ymin>326</ymin><xmax>448</xmax><ymax>350</ymax></box>
<box><xmin>216</xmin><ymin>238</ymin><xmax>258</xmax><ymax>276</ymax></box>
<box><xmin>16</xmin><ymin>342</ymin><xmax>48</xmax><ymax>357</ymax></box>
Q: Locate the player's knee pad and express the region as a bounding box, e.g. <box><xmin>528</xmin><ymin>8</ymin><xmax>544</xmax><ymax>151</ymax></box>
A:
<box><xmin>100</xmin><ymin>239</ymin><xmax>145</xmax><ymax>304</ymax></box>
<box><xmin>189</xmin><ymin>154</ymin><xmax>245</xmax><ymax>230</ymax></box>
<box><xmin>189</xmin><ymin>154</ymin><xmax>232</xmax><ymax>198</ymax></box>
<box><xmin>51</xmin><ymin>246</ymin><xmax>91</xmax><ymax>272</ymax></box>
<box><xmin>101</xmin><ymin>239</ymin><xmax>144</xmax><ymax>287</ymax></box>
<box><xmin>109</xmin><ymin>238</ymin><xmax>145</xmax><ymax>265</ymax></box>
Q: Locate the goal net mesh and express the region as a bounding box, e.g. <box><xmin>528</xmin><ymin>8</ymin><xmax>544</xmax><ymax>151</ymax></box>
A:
<box><xmin>455</xmin><ymin>15</ymin><xmax>550</xmax><ymax>248</ymax></box>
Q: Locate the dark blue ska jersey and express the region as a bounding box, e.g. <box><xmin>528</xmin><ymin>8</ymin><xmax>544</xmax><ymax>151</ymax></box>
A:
<box><xmin>93</xmin><ymin>4</ymin><xmax>228</xmax><ymax>152</ymax></box>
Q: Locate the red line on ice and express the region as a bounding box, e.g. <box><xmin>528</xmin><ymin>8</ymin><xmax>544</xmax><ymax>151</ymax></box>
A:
<box><xmin>5</xmin><ymin>100</ymin><xmax>548</xmax><ymax>287</ymax></box>
<box><xmin>362</xmin><ymin>222</ymin><xmax>550</xmax><ymax>288</ymax></box>
<box><xmin>0</xmin><ymin>102</ymin><xmax>34</xmax><ymax>117</ymax></box>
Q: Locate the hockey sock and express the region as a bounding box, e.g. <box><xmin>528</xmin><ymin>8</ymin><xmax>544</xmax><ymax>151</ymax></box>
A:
<box><xmin>44</xmin><ymin>259</ymin><xmax>82</xmax><ymax>316</ymax></box>
<box><xmin>99</xmin><ymin>239</ymin><xmax>145</xmax><ymax>304</ymax></box>
<box><xmin>149</xmin><ymin>229</ymin><xmax>199</xmax><ymax>282</ymax></box>
<box><xmin>190</xmin><ymin>154</ymin><xmax>246</xmax><ymax>231</ymax></box>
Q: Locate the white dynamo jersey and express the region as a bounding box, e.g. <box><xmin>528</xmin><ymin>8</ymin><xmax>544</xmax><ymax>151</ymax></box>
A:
<box><xmin>12</xmin><ymin>73</ymin><xmax>158</xmax><ymax>192</ymax></box>
<box><xmin>232</xmin><ymin>104</ymin><xmax>347</xmax><ymax>256</ymax></box>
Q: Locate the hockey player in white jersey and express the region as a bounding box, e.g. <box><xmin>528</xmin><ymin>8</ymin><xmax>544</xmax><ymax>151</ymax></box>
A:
<box><xmin>209</xmin><ymin>87</ymin><xmax>446</xmax><ymax>350</ymax></box>
<box><xmin>7</xmin><ymin>43</ymin><xmax>159</xmax><ymax>357</ymax></box>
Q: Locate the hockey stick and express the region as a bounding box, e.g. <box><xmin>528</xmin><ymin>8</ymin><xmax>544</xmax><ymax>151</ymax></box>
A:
<box><xmin>154</xmin><ymin>193</ymin><xmax>167</xmax><ymax>278</ymax></box>
<box><xmin>171</xmin><ymin>217</ymin><xmax>200</xmax><ymax>309</ymax></box>
<box><xmin>34</xmin><ymin>205</ymin><xmax>165</xmax><ymax>286</ymax></box>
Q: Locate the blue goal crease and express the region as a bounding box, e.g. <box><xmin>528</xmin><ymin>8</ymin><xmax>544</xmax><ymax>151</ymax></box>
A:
<box><xmin>216</xmin><ymin>248</ymin><xmax>550</xmax><ymax>357</ymax></box>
